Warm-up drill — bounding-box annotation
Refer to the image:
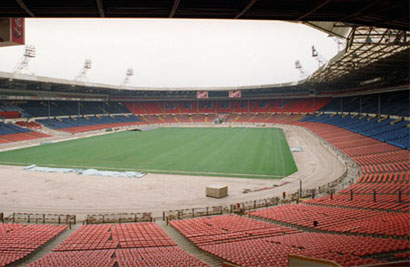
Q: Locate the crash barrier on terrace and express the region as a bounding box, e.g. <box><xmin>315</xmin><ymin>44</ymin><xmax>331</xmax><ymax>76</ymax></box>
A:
<box><xmin>6</xmin><ymin>213</ymin><xmax>76</xmax><ymax>227</ymax></box>
<box><xmin>84</xmin><ymin>212</ymin><xmax>153</xmax><ymax>224</ymax></box>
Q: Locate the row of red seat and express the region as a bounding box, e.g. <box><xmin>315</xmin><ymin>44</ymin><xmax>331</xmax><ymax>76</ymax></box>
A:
<box><xmin>354</xmin><ymin>150</ymin><xmax>410</xmax><ymax>166</ymax></box>
<box><xmin>0</xmin><ymin>224</ymin><xmax>67</xmax><ymax>266</ymax></box>
<box><xmin>28</xmin><ymin>247</ymin><xmax>209</xmax><ymax>267</ymax></box>
<box><xmin>360</xmin><ymin>160</ymin><xmax>410</xmax><ymax>173</ymax></box>
<box><xmin>59</xmin><ymin>122</ymin><xmax>144</xmax><ymax>134</ymax></box>
<box><xmin>249</xmin><ymin>204</ymin><xmax>410</xmax><ymax>237</ymax></box>
<box><xmin>298</xmin><ymin>122</ymin><xmax>409</xmax><ymax>202</ymax></box>
<box><xmin>170</xmin><ymin>215</ymin><xmax>300</xmax><ymax>246</ymax></box>
<box><xmin>124</xmin><ymin>99</ymin><xmax>331</xmax><ymax>115</ymax></box>
<box><xmin>15</xmin><ymin>121</ymin><xmax>43</xmax><ymax>129</ymax></box>
<box><xmin>206</xmin><ymin>240</ymin><xmax>389</xmax><ymax>267</ymax></box>
<box><xmin>137</xmin><ymin>113</ymin><xmax>305</xmax><ymax>125</ymax></box>
<box><xmin>54</xmin><ymin>223</ymin><xmax>175</xmax><ymax>251</ymax></box>
<box><xmin>356</xmin><ymin>171</ymin><xmax>409</xmax><ymax>183</ymax></box>
<box><xmin>331</xmin><ymin>137</ymin><xmax>380</xmax><ymax>149</ymax></box>
<box><xmin>0</xmin><ymin>132</ymin><xmax>50</xmax><ymax>143</ymax></box>
<box><xmin>338</xmin><ymin>182</ymin><xmax>409</xmax><ymax>197</ymax></box>
<box><xmin>342</xmin><ymin>142</ymin><xmax>402</xmax><ymax>157</ymax></box>
<box><xmin>31</xmin><ymin>222</ymin><xmax>208</xmax><ymax>266</ymax></box>
<box><xmin>306</xmin><ymin>194</ymin><xmax>409</xmax><ymax>212</ymax></box>
<box><xmin>0</xmin><ymin>111</ymin><xmax>20</xmax><ymax>118</ymax></box>
<box><xmin>171</xmin><ymin>215</ymin><xmax>407</xmax><ymax>266</ymax></box>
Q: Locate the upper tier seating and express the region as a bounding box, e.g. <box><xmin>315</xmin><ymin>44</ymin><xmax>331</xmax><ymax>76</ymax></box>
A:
<box><xmin>37</xmin><ymin>115</ymin><xmax>142</xmax><ymax>133</ymax></box>
<box><xmin>320</xmin><ymin>90</ymin><xmax>409</xmax><ymax>117</ymax></box>
<box><xmin>102</xmin><ymin>102</ymin><xmax>129</xmax><ymax>114</ymax></box>
<box><xmin>123</xmin><ymin>99</ymin><xmax>331</xmax><ymax>115</ymax></box>
<box><xmin>302</xmin><ymin>114</ymin><xmax>409</xmax><ymax>149</ymax></box>
<box><xmin>0</xmin><ymin>102</ymin><xmax>26</xmax><ymax>118</ymax></box>
<box><xmin>18</xmin><ymin>101</ymin><xmax>130</xmax><ymax>118</ymax></box>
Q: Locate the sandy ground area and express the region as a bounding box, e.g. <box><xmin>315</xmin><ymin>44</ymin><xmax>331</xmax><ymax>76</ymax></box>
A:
<box><xmin>0</xmin><ymin>124</ymin><xmax>345</xmax><ymax>219</ymax></box>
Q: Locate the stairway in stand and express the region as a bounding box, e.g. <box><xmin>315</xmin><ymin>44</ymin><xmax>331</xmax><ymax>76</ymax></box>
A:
<box><xmin>156</xmin><ymin>220</ymin><xmax>222</xmax><ymax>267</ymax></box>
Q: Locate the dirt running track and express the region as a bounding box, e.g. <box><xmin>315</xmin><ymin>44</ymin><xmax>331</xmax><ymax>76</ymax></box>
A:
<box><xmin>0</xmin><ymin>124</ymin><xmax>345</xmax><ymax>219</ymax></box>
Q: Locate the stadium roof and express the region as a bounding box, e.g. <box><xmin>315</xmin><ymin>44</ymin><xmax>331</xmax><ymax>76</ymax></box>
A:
<box><xmin>1</xmin><ymin>0</ymin><xmax>409</xmax><ymax>31</ymax></box>
<box><xmin>309</xmin><ymin>27</ymin><xmax>410</xmax><ymax>87</ymax></box>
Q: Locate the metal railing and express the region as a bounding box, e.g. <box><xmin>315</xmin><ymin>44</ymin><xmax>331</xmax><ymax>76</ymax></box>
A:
<box><xmin>84</xmin><ymin>212</ymin><xmax>152</xmax><ymax>224</ymax></box>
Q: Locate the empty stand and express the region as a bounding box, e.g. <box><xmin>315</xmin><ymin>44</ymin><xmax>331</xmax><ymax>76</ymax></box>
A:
<box><xmin>250</xmin><ymin>204</ymin><xmax>410</xmax><ymax>237</ymax></box>
<box><xmin>171</xmin><ymin>215</ymin><xmax>408</xmax><ymax>267</ymax></box>
<box><xmin>37</xmin><ymin>115</ymin><xmax>143</xmax><ymax>133</ymax></box>
<box><xmin>0</xmin><ymin>122</ymin><xmax>50</xmax><ymax>144</ymax></box>
<box><xmin>30</xmin><ymin>222</ymin><xmax>207</xmax><ymax>267</ymax></box>
<box><xmin>0</xmin><ymin>224</ymin><xmax>67</xmax><ymax>266</ymax></box>
<box><xmin>170</xmin><ymin>215</ymin><xmax>300</xmax><ymax>246</ymax></box>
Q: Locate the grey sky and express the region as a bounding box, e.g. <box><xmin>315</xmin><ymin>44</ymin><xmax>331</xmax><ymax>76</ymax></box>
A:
<box><xmin>0</xmin><ymin>19</ymin><xmax>338</xmax><ymax>87</ymax></box>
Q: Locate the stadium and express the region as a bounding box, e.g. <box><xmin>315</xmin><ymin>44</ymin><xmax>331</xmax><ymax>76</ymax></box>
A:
<box><xmin>0</xmin><ymin>1</ymin><xmax>409</xmax><ymax>266</ymax></box>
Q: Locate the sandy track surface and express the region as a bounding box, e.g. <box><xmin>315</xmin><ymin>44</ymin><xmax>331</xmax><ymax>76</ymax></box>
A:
<box><xmin>0</xmin><ymin>124</ymin><xmax>345</xmax><ymax>218</ymax></box>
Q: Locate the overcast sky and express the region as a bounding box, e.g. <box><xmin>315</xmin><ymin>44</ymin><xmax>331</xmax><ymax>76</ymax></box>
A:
<box><xmin>0</xmin><ymin>19</ymin><xmax>340</xmax><ymax>88</ymax></box>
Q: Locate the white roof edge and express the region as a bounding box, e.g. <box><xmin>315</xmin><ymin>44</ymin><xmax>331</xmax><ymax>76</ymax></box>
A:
<box><xmin>0</xmin><ymin>71</ymin><xmax>307</xmax><ymax>92</ymax></box>
<box><xmin>303</xmin><ymin>21</ymin><xmax>352</xmax><ymax>39</ymax></box>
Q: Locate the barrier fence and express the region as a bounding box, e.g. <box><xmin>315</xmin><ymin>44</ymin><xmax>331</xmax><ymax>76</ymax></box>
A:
<box><xmin>6</xmin><ymin>213</ymin><xmax>76</xmax><ymax>227</ymax></box>
<box><xmin>163</xmin><ymin>168</ymin><xmax>350</xmax><ymax>224</ymax></box>
<box><xmin>84</xmin><ymin>212</ymin><xmax>153</xmax><ymax>224</ymax></box>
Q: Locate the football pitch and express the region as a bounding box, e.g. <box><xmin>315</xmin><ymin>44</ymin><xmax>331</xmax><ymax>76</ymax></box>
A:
<box><xmin>0</xmin><ymin>127</ymin><xmax>297</xmax><ymax>179</ymax></box>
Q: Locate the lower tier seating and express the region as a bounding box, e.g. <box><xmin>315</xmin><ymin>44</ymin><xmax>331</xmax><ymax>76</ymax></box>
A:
<box><xmin>170</xmin><ymin>215</ymin><xmax>300</xmax><ymax>246</ymax></box>
<box><xmin>305</xmin><ymin>194</ymin><xmax>409</xmax><ymax>212</ymax></box>
<box><xmin>15</xmin><ymin>121</ymin><xmax>43</xmax><ymax>129</ymax></box>
<box><xmin>54</xmin><ymin>223</ymin><xmax>175</xmax><ymax>251</ymax></box>
<box><xmin>171</xmin><ymin>215</ymin><xmax>409</xmax><ymax>267</ymax></box>
<box><xmin>200</xmin><ymin>234</ymin><xmax>403</xmax><ymax>267</ymax></box>
<box><xmin>249</xmin><ymin>204</ymin><xmax>410</xmax><ymax>237</ymax></box>
<box><xmin>28</xmin><ymin>247</ymin><xmax>208</xmax><ymax>267</ymax></box>
<box><xmin>0</xmin><ymin>224</ymin><xmax>67</xmax><ymax>266</ymax></box>
<box><xmin>37</xmin><ymin>115</ymin><xmax>143</xmax><ymax>133</ymax></box>
<box><xmin>30</xmin><ymin>222</ymin><xmax>208</xmax><ymax>267</ymax></box>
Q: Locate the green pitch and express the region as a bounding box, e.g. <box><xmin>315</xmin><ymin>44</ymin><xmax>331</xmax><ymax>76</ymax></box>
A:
<box><xmin>0</xmin><ymin>127</ymin><xmax>297</xmax><ymax>179</ymax></box>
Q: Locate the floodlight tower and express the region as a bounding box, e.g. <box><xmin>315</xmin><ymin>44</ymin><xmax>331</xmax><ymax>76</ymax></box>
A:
<box><xmin>311</xmin><ymin>45</ymin><xmax>328</xmax><ymax>68</ymax></box>
<box><xmin>121</xmin><ymin>68</ymin><xmax>134</xmax><ymax>86</ymax></box>
<box><xmin>14</xmin><ymin>45</ymin><xmax>36</xmax><ymax>75</ymax></box>
<box><xmin>75</xmin><ymin>59</ymin><xmax>92</xmax><ymax>82</ymax></box>
<box><xmin>294</xmin><ymin>60</ymin><xmax>308</xmax><ymax>79</ymax></box>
